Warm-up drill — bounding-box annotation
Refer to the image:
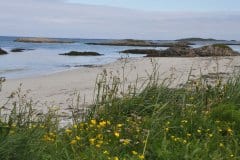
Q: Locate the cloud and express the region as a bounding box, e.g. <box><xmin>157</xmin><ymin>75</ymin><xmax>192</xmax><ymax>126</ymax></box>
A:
<box><xmin>0</xmin><ymin>0</ymin><xmax>240</xmax><ymax>40</ymax></box>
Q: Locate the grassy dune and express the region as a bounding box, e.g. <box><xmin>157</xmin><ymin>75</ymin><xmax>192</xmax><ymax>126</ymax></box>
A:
<box><xmin>0</xmin><ymin>67</ymin><xmax>240</xmax><ymax>160</ymax></box>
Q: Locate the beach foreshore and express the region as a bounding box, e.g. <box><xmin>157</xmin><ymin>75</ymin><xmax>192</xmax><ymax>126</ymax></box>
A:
<box><xmin>1</xmin><ymin>57</ymin><xmax>240</xmax><ymax>115</ymax></box>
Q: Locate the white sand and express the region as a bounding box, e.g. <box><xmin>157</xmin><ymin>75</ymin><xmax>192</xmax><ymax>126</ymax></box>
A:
<box><xmin>1</xmin><ymin>57</ymin><xmax>240</xmax><ymax>115</ymax></box>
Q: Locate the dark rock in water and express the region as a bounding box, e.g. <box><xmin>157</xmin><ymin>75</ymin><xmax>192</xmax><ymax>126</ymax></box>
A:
<box><xmin>11</xmin><ymin>48</ymin><xmax>34</xmax><ymax>52</ymax></box>
<box><xmin>11</xmin><ymin>48</ymin><xmax>25</xmax><ymax>52</ymax></box>
<box><xmin>74</xmin><ymin>64</ymin><xmax>99</xmax><ymax>68</ymax></box>
<box><xmin>86</xmin><ymin>39</ymin><xmax>193</xmax><ymax>47</ymax></box>
<box><xmin>120</xmin><ymin>49</ymin><xmax>161</xmax><ymax>55</ymax></box>
<box><xmin>0</xmin><ymin>48</ymin><xmax>8</xmax><ymax>55</ymax></box>
<box><xmin>59</xmin><ymin>51</ymin><xmax>103</xmax><ymax>56</ymax></box>
<box><xmin>86</xmin><ymin>39</ymin><xmax>158</xmax><ymax>47</ymax></box>
<box><xmin>121</xmin><ymin>44</ymin><xmax>239</xmax><ymax>57</ymax></box>
<box><xmin>62</xmin><ymin>64</ymin><xmax>98</xmax><ymax>68</ymax></box>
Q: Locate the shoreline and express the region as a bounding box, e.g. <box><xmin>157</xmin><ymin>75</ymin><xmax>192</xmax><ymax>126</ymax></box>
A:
<box><xmin>1</xmin><ymin>56</ymin><xmax>240</xmax><ymax>115</ymax></box>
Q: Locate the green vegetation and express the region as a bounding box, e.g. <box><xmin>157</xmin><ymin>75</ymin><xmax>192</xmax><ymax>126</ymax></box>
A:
<box><xmin>0</xmin><ymin>68</ymin><xmax>240</xmax><ymax>160</ymax></box>
<box><xmin>212</xmin><ymin>44</ymin><xmax>232</xmax><ymax>50</ymax></box>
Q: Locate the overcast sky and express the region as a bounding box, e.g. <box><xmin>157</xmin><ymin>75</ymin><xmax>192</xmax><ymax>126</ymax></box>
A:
<box><xmin>1</xmin><ymin>0</ymin><xmax>240</xmax><ymax>40</ymax></box>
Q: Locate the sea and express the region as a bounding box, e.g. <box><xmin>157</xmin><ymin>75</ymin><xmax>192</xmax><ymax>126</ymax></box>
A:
<box><xmin>0</xmin><ymin>36</ymin><xmax>240</xmax><ymax>79</ymax></box>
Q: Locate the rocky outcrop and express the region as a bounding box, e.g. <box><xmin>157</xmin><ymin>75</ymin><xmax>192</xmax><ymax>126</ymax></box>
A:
<box><xmin>0</xmin><ymin>48</ymin><xmax>8</xmax><ymax>55</ymax></box>
<box><xmin>15</xmin><ymin>37</ymin><xmax>74</xmax><ymax>43</ymax></box>
<box><xmin>59</xmin><ymin>51</ymin><xmax>103</xmax><ymax>56</ymax></box>
<box><xmin>177</xmin><ymin>38</ymin><xmax>240</xmax><ymax>45</ymax></box>
<box><xmin>176</xmin><ymin>37</ymin><xmax>217</xmax><ymax>42</ymax></box>
<box><xmin>121</xmin><ymin>44</ymin><xmax>239</xmax><ymax>57</ymax></box>
<box><xmin>121</xmin><ymin>49</ymin><xmax>161</xmax><ymax>55</ymax></box>
<box><xmin>86</xmin><ymin>39</ymin><xmax>193</xmax><ymax>47</ymax></box>
<box><xmin>11</xmin><ymin>48</ymin><xmax>34</xmax><ymax>52</ymax></box>
<box><xmin>194</xmin><ymin>44</ymin><xmax>239</xmax><ymax>56</ymax></box>
<box><xmin>11</xmin><ymin>48</ymin><xmax>25</xmax><ymax>52</ymax></box>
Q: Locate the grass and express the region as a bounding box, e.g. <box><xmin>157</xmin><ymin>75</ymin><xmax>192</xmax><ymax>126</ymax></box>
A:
<box><xmin>0</xmin><ymin>67</ymin><xmax>240</xmax><ymax>160</ymax></box>
<box><xmin>212</xmin><ymin>44</ymin><xmax>232</xmax><ymax>50</ymax></box>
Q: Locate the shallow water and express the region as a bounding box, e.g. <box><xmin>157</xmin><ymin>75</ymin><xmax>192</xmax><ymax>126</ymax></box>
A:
<box><xmin>0</xmin><ymin>36</ymin><xmax>240</xmax><ymax>79</ymax></box>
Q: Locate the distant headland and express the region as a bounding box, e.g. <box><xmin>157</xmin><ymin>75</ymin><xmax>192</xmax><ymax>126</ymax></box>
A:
<box><xmin>15</xmin><ymin>37</ymin><xmax>75</xmax><ymax>43</ymax></box>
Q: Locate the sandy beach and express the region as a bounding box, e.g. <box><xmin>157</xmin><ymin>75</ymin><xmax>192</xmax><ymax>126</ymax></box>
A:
<box><xmin>1</xmin><ymin>57</ymin><xmax>240</xmax><ymax>115</ymax></box>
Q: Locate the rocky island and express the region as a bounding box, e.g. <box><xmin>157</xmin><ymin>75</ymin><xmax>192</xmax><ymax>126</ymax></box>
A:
<box><xmin>11</xmin><ymin>48</ymin><xmax>34</xmax><ymax>52</ymax></box>
<box><xmin>15</xmin><ymin>37</ymin><xmax>75</xmax><ymax>43</ymax></box>
<box><xmin>176</xmin><ymin>37</ymin><xmax>218</xmax><ymax>42</ymax></box>
<box><xmin>121</xmin><ymin>44</ymin><xmax>239</xmax><ymax>57</ymax></box>
<box><xmin>176</xmin><ymin>37</ymin><xmax>240</xmax><ymax>45</ymax></box>
<box><xmin>86</xmin><ymin>39</ymin><xmax>193</xmax><ymax>47</ymax></box>
<box><xmin>0</xmin><ymin>48</ymin><xmax>8</xmax><ymax>55</ymax></box>
<box><xmin>59</xmin><ymin>51</ymin><xmax>103</xmax><ymax>56</ymax></box>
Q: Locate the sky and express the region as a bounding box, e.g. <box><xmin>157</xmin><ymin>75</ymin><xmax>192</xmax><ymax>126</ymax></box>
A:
<box><xmin>0</xmin><ymin>0</ymin><xmax>240</xmax><ymax>40</ymax></box>
<box><xmin>67</xmin><ymin>0</ymin><xmax>240</xmax><ymax>12</ymax></box>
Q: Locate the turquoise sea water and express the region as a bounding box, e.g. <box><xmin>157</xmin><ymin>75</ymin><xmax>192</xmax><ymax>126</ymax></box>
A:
<box><xmin>0</xmin><ymin>36</ymin><xmax>240</xmax><ymax>79</ymax></box>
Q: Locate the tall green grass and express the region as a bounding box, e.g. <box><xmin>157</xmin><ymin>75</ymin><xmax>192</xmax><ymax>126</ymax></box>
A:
<box><xmin>0</xmin><ymin>66</ymin><xmax>240</xmax><ymax>160</ymax></box>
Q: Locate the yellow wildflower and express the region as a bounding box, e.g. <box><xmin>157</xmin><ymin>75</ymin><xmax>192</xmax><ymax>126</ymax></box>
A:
<box><xmin>114</xmin><ymin>132</ymin><xmax>120</xmax><ymax>138</ymax></box>
<box><xmin>219</xmin><ymin>143</ymin><xmax>224</xmax><ymax>148</ymax></box>
<box><xmin>107</xmin><ymin>120</ymin><xmax>111</xmax><ymax>125</ymax></box>
<box><xmin>132</xmin><ymin>151</ymin><xmax>138</xmax><ymax>155</ymax></box>
<box><xmin>117</xmin><ymin>124</ymin><xmax>123</xmax><ymax>128</ymax></box>
<box><xmin>73</xmin><ymin>124</ymin><xmax>78</xmax><ymax>129</ymax></box>
<box><xmin>65</xmin><ymin>128</ymin><xmax>72</xmax><ymax>134</ymax></box>
<box><xmin>186</xmin><ymin>133</ymin><xmax>191</xmax><ymax>137</ymax></box>
<box><xmin>95</xmin><ymin>144</ymin><xmax>101</xmax><ymax>148</ymax></box>
<box><xmin>197</xmin><ymin>129</ymin><xmax>201</xmax><ymax>134</ymax></box>
<box><xmin>79</xmin><ymin>122</ymin><xmax>84</xmax><ymax>127</ymax></box>
<box><xmin>165</xmin><ymin>128</ymin><xmax>169</xmax><ymax>132</ymax></box>
<box><xmin>91</xmin><ymin>119</ymin><xmax>97</xmax><ymax>125</ymax></box>
<box><xmin>103</xmin><ymin>150</ymin><xmax>109</xmax><ymax>155</ymax></box>
<box><xmin>227</xmin><ymin>128</ymin><xmax>233</xmax><ymax>135</ymax></box>
<box><xmin>113</xmin><ymin>157</ymin><xmax>119</xmax><ymax>160</ymax></box>
<box><xmin>99</xmin><ymin>121</ymin><xmax>107</xmax><ymax>127</ymax></box>
<box><xmin>174</xmin><ymin>138</ymin><xmax>178</xmax><ymax>142</ymax></box>
<box><xmin>49</xmin><ymin>132</ymin><xmax>55</xmax><ymax>137</ymax></box>
<box><xmin>70</xmin><ymin>139</ymin><xmax>77</xmax><ymax>145</ymax></box>
<box><xmin>181</xmin><ymin>120</ymin><xmax>188</xmax><ymax>123</ymax></box>
<box><xmin>138</xmin><ymin>154</ymin><xmax>145</xmax><ymax>159</ymax></box>
<box><xmin>97</xmin><ymin>134</ymin><xmax>103</xmax><ymax>139</ymax></box>
<box><xmin>120</xmin><ymin>139</ymin><xmax>131</xmax><ymax>145</ymax></box>
<box><xmin>76</xmin><ymin>136</ymin><xmax>81</xmax><ymax>141</ymax></box>
<box><xmin>89</xmin><ymin>138</ymin><xmax>95</xmax><ymax>145</ymax></box>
